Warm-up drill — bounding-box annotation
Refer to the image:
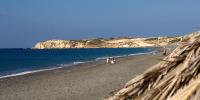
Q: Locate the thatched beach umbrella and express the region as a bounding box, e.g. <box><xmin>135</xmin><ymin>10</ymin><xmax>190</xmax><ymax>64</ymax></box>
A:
<box><xmin>106</xmin><ymin>32</ymin><xmax>200</xmax><ymax>100</ymax></box>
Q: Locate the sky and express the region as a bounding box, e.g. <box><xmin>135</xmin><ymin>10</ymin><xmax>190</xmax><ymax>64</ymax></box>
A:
<box><xmin>0</xmin><ymin>0</ymin><xmax>200</xmax><ymax>48</ymax></box>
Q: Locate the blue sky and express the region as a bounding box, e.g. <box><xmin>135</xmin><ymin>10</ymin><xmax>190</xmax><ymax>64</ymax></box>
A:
<box><xmin>0</xmin><ymin>0</ymin><xmax>200</xmax><ymax>48</ymax></box>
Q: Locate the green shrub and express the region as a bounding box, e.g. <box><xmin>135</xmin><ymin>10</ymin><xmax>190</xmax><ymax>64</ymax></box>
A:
<box><xmin>87</xmin><ymin>39</ymin><xmax>104</xmax><ymax>45</ymax></box>
<box><xmin>144</xmin><ymin>37</ymin><xmax>158</xmax><ymax>41</ymax></box>
<box><xmin>169</xmin><ymin>38</ymin><xmax>181</xmax><ymax>43</ymax></box>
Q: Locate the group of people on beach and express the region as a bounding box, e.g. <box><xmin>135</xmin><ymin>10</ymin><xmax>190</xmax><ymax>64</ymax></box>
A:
<box><xmin>106</xmin><ymin>57</ymin><xmax>116</xmax><ymax>64</ymax></box>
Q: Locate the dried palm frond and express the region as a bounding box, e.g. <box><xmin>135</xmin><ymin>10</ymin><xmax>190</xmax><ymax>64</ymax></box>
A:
<box><xmin>106</xmin><ymin>32</ymin><xmax>200</xmax><ymax>100</ymax></box>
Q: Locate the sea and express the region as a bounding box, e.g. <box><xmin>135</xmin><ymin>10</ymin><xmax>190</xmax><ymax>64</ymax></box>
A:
<box><xmin>0</xmin><ymin>48</ymin><xmax>155</xmax><ymax>78</ymax></box>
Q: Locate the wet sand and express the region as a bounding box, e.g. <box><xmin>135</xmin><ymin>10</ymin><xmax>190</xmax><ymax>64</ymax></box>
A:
<box><xmin>0</xmin><ymin>53</ymin><xmax>164</xmax><ymax>100</ymax></box>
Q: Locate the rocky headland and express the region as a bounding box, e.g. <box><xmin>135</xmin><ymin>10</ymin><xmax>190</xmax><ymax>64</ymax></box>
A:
<box><xmin>33</xmin><ymin>36</ymin><xmax>183</xmax><ymax>49</ymax></box>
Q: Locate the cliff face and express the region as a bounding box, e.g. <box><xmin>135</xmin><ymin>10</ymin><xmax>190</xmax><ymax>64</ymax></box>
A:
<box><xmin>33</xmin><ymin>40</ymin><xmax>85</xmax><ymax>49</ymax></box>
<box><xmin>33</xmin><ymin>36</ymin><xmax>183</xmax><ymax>49</ymax></box>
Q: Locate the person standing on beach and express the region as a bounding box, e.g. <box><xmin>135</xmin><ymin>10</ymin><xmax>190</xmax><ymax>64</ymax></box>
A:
<box><xmin>163</xmin><ymin>47</ymin><xmax>167</xmax><ymax>55</ymax></box>
<box><xmin>106</xmin><ymin>57</ymin><xmax>109</xmax><ymax>64</ymax></box>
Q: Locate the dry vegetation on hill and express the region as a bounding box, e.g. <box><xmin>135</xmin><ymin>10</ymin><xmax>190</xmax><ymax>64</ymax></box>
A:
<box><xmin>33</xmin><ymin>36</ymin><xmax>182</xmax><ymax>49</ymax></box>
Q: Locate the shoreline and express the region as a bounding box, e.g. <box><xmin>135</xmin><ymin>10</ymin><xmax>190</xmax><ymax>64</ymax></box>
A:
<box><xmin>0</xmin><ymin>52</ymin><xmax>164</xmax><ymax>100</ymax></box>
<box><xmin>0</xmin><ymin>51</ymin><xmax>155</xmax><ymax>79</ymax></box>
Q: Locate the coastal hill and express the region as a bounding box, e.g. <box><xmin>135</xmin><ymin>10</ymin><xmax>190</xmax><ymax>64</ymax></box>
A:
<box><xmin>35</xmin><ymin>31</ymin><xmax>200</xmax><ymax>49</ymax></box>
<box><xmin>33</xmin><ymin>36</ymin><xmax>183</xmax><ymax>49</ymax></box>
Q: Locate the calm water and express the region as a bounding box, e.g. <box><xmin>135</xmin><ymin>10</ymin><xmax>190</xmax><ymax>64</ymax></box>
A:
<box><xmin>0</xmin><ymin>48</ymin><xmax>154</xmax><ymax>76</ymax></box>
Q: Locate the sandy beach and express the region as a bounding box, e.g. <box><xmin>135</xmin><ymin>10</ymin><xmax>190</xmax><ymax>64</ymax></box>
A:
<box><xmin>0</xmin><ymin>53</ymin><xmax>164</xmax><ymax>100</ymax></box>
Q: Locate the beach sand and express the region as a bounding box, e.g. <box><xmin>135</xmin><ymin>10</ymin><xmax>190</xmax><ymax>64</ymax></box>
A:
<box><xmin>0</xmin><ymin>53</ymin><xmax>164</xmax><ymax>100</ymax></box>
